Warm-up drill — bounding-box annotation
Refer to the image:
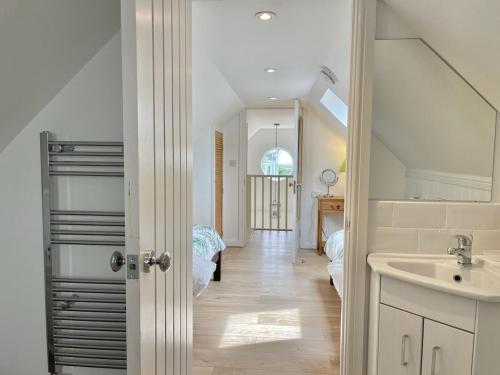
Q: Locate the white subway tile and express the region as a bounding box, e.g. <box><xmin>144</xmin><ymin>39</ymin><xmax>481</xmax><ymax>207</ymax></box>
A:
<box><xmin>418</xmin><ymin>229</ymin><xmax>472</xmax><ymax>254</ymax></box>
<box><xmin>368</xmin><ymin>201</ymin><xmax>393</xmax><ymax>227</ymax></box>
<box><xmin>393</xmin><ymin>203</ymin><xmax>446</xmax><ymax>228</ymax></box>
<box><xmin>446</xmin><ymin>204</ymin><xmax>500</xmax><ymax>230</ymax></box>
<box><xmin>368</xmin><ymin>227</ymin><xmax>419</xmax><ymax>252</ymax></box>
<box><xmin>471</xmin><ymin>230</ymin><xmax>500</xmax><ymax>253</ymax></box>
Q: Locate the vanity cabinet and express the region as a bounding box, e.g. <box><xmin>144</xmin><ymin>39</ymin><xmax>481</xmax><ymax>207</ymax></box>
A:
<box><xmin>421</xmin><ymin>320</ymin><xmax>473</xmax><ymax>375</ymax></box>
<box><xmin>377</xmin><ymin>304</ymin><xmax>474</xmax><ymax>375</ymax></box>
<box><xmin>378</xmin><ymin>305</ymin><xmax>422</xmax><ymax>375</ymax></box>
<box><xmin>369</xmin><ymin>273</ymin><xmax>500</xmax><ymax>375</ymax></box>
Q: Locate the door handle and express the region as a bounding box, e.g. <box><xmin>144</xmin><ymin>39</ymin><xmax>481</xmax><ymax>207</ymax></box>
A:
<box><xmin>110</xmin><ymin>251</ymin><xmax>126</xmax><ymax>272</ymax></box>
<box><xmin>400</xmin><ymin>334</ymin><xmax>409</xmax><ymax>366</ymax></box>
<box><xmin>143</xmin><ymin>250</ymin><xmax>171</xmax><ymax>272</ymax></box>
<box><xmin>431</xmin><ymin>346</ymin><xmax>440</xmax><ymax>375</ymax></box>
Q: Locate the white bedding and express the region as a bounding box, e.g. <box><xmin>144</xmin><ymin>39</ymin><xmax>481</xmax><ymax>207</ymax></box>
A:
<box><xmin>325</xmin><ymin>229</ymin><xmax>344</xmax><ymax>299</ymax></box>
<box><xmin>325</xmin><ymin>229</ymin><xmax>344</xmax><ymax>262</ymax></box>
<box><xmin>193</xmin><ymin>255</ymin><xmax>217</xmax><ymax>297</ymax></box>
<box><xmin>192</xmin><ymin>225</ymin><xmax>225</xmax><ymax>297</ymax></box>
<box><xmin>327</xmin><ymin>262</ymin><xmax>343</xmax><ymax>299</ymax></box>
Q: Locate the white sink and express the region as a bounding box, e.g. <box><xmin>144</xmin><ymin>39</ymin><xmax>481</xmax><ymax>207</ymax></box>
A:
<box><xmin>368</xmin><ymin>253</ymin><xmax>500</xmax><ymax>301</ymax></box>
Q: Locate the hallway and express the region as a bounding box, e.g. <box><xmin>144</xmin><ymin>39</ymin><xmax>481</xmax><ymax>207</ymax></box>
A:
<box><xmin>193</xmin><ymin>231</ymin><xmax>341</xmax><ymax>375</ymax></box>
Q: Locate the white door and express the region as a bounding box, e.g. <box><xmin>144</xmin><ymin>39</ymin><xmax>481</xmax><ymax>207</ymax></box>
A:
<box><xmin>291</xmin><ymin>99</ymin><xmax>303</xmax><ymax>263</ymax></box>
<box><xmin>122</xmin><ymin>0</ymin><xmax>192</xmax><ymax>374</ymax></box>
<box><xmin>421</xmin><ymin>319</ymin><xmax>473</xmax><ymax>375</ymax></box>
<box><xmin>377</xmin><ymin>304</ymin><xmax>423</xmax><ymax>375</ymax></box>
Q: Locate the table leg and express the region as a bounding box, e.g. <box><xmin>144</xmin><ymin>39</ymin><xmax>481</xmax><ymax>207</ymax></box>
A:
<box><xmin>317</xmin><ymin>209</ymin><xmax>323</xmax><ymax>255</ymax></box>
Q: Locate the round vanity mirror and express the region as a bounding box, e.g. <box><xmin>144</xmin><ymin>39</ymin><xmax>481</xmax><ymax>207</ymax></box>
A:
<box><xmin>319</xmin><ymin>168</ymin><xmax>338</xmax><ymax>196</ymax></box>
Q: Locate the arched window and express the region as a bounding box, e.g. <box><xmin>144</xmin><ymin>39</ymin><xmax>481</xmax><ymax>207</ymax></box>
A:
<box><xmin>260</xmin><ymin>147</ymin><xmax>294</xmax><ymax>176</ymax></box>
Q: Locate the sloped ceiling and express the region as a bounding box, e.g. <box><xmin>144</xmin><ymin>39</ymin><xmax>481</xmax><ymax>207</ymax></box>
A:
<box><xmin>192</xmin><ymin>0</ymin><xmax>351</xmax><ymax>108</ymax></box>
<box><xmin>192</xmin><ymin>48</ymin><xmax>244</xmax><ymax>141</ymax></box>
<box><xmin>382</xmin><ymin>0</ymin><xmax>500</xmax><ymax>111</ymax></box>
<box><xmin>0</xmin><ymin>0</ymin><xmax>120</xmax><ymax>152</ymax></box>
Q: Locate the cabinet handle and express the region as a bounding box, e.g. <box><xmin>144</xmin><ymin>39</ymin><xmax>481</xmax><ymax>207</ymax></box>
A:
<box><xmin>431</xmin><ymin>346</ymin><xmax>440</xmax><ymax>375</ymax></box>
<box><xmin>400</xmin><ymin>334</ymin><xmax>409</xmax><ymax>366</ymax></box>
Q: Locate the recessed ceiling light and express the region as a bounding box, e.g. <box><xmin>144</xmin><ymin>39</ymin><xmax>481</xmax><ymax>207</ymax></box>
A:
<box><xmin>268</xmin><ymin>97</ymin><xmax>278</xmax><ymax>100</ymax></box>
<box><xmin>255</xmin><ymin>11</ymin><xmax>276</xmax><ymax>21</ymax></box>
<box><xmin>265</xmin><ymin>68</ymin><xmax>277</xmax><ymax>73</ymax></box>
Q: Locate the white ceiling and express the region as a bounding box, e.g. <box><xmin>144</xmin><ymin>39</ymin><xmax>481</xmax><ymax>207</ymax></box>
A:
<box><xmin>192</xmin><ymin>0</ymin><xmax>352</xmax><ymax>108</ymax></box>
<box><xmin>0</xmin><ymin>0</ymin><xmax>120</xmax><ymax>152</ymax></box>
<box><xmin>247</xmin><ymin>108</ymin><xmax>295</xmax><ymax>138</ymax></box>
<box><xmin>382</xmin><ymin>0</ymin><xmax>500</xmax><ymax>111</ymax></box>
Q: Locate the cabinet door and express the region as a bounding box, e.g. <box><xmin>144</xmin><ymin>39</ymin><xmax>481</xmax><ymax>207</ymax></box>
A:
<box><xmin>378</xmin><ymin>304</ymin><xmax>423</xmax><ymax>375</ymax></box>
<box><xmin>421</xmin><ymin>319</ymin><xmax>474</xmax><ymax>375</ymax></box>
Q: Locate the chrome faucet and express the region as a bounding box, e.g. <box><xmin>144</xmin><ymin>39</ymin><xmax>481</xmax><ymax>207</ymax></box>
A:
<box><xmin>447</xmin><ymin>234</ymin><xmax>473</xmax><ymax>266</ymax></box>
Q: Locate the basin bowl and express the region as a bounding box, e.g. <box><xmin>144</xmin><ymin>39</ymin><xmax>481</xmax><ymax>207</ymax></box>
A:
<box><xmin>368</xmin><ymin>254</ymin><xmax>500</xmax><ymax>301</ymax></box>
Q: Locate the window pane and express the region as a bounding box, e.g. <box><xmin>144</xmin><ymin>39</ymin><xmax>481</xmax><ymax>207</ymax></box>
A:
<box><xmin>260</xmin><ymin>148</ymin><xmax>293</xmax><ymax>176</ymax></box>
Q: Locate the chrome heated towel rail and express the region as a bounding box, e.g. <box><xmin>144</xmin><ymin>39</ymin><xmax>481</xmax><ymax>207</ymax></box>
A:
<box><xmin>40</xmin><ymin>132</ymin><xmax>126</xmax><ymax>373</ymax></box>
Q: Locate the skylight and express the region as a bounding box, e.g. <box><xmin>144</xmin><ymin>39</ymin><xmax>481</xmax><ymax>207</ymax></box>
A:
<box><xmin>320</xmin><ymin>88</ymin><xmax>348</xmax><ymax>127</ymax></box>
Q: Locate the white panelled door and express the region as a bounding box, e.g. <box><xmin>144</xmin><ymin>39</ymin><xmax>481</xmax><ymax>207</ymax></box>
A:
<box><xmin>122</xmin><ymin>0</ymin><xmax>192</xmax><ymax>374</ymax></box>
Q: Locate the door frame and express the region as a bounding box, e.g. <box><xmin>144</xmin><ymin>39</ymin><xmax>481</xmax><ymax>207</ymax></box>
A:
<box><xmin>122</xmin><ymin>0</ymin><xmax>376</xmax><ymax>372</ymax></box>
<box><xmin>341</xmin><ymin>0</ymin><xmax>377</xmax><ymax>375</ymax></box>
<box><xmin>291</xmin><ymin>99</ymin><xmax>303</xmax><ymax>263</ymax></box>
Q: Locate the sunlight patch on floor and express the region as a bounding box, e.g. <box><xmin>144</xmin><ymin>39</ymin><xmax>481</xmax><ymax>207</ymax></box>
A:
<box><xmin>218</xmin><ymin>308</ymin><xmax>302</xmax><ymax>348</ymax></box>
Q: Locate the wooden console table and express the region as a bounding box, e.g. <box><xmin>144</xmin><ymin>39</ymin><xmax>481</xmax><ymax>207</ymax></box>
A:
<box><xmin>317</xmin><ymin>196</ymin><xmax>344</xmax><ymax>255</ymax></box>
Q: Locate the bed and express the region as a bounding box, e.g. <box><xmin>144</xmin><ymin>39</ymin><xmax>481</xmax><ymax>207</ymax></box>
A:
<box><xmin>192</xmin><ymin>225</ymin><xmax>225</xmax><ymax>297</ymax></box>
<box><xmin>324</xmin><ymin>229</ymin><xmax>344</xmax><ymax>299</ymax></box>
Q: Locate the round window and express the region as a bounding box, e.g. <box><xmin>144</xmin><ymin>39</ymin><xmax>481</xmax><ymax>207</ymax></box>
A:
<box><xmin>260</xmin><ymin>147</ymin><xmax>294</xmax><ymax>176</ymax></box>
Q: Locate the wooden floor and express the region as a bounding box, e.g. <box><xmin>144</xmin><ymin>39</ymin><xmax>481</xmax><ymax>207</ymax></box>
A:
<box><xmin>193</xmin><ymin>231</ymin><xmax>341</xmax><ymax>375</ymax></box>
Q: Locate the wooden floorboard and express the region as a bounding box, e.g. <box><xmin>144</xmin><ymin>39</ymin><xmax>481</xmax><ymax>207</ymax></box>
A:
<box><xmin>193</xmin><ymin>231</ymin><xmax>341</xmax><ymax>375</ymax></box>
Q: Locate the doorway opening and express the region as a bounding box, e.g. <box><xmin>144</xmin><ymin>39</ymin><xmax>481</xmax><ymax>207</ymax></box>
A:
<box><xmin>191</xmin><ymin>1</ymin><xmax>352</xmax><ymax>374</ymax></box>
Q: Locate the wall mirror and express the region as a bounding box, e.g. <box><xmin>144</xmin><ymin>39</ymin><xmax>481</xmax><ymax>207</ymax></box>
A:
<box><xmin>369</xmin><ymin>38</ymin><xmax>497</xmax><ymax>201</ymax></box>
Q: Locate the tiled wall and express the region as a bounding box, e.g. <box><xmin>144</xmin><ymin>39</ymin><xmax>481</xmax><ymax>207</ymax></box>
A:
<box><xmin>368</xmin><ymin>201</ymin><xmax>500</xmax><ymax>254</ymax></box>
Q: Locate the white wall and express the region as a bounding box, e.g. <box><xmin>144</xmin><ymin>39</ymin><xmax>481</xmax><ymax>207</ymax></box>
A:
<box><xmin>324</xmin><ymin>0</ymin><xmax>353</xmax><ymax>104</ymax></box>
<box><xmin>0</xmin><ymin>0</ymin><xmax>121</xmax><ymax>152</ymax></box>
<box><xmin>192</xmin><ymin>48</ymin><xmax>243</xmax><ymax>227</ymax></box>
<box><xmin>0</xmin><ymin>33</ymin><xmax>123</xmax><ymax>375</ymax></box>
<box><xmin>222</xmin><ymin>111</ymin><xmax>248</xmax><ymax>246</ymax></box>
<box><xmin>381</xmin><ymin>0</ymin><xmax>500</xmax><ymax>111</ymax></box>
<box><xmin>300</xmin><ymin>106</ymin><xmax>347</xmax><ymax>248</ymax></box>
<box><xmin>372</xmin><ymin>39</ymin><xmax>496</xmax><ymax>178</ymax></box>
<box><xmin>369</xmin><ymin>135</ymin><xmax>407</xmax><ymax>200</ymax></box>
<box><xmin>247</xmin><ymin>128</ymin><xmax>295</xmax><ymax>175</ymax></box>
<box><xmin>375</xmin><ymin>0</ymin><xmax>417</xmax><ymax>39</ymax></box>
<box><xmin>192</xmin><ymin>50</ymin><xmax>244</xmax><ymax>141</ymax></box>
<box><xmin>247</xmin><ymin>108</ymin><xmax>295</xmax><ymax>139</ymax></box>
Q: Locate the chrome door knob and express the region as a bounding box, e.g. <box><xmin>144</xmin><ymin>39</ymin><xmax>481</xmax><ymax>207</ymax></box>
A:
<box><xmin>143</xmin><ymin>250</ymin><xmax>171</xmax><ymax>272</ymax></box>
<box><xmin>110</xmin><ymin>251</ymin><xmax>126</xmax><ymax>272</ymax></box>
